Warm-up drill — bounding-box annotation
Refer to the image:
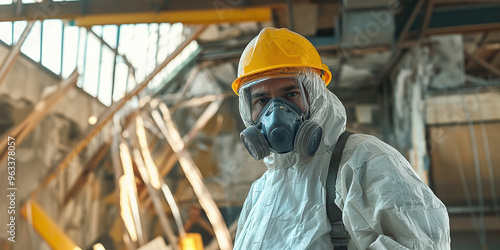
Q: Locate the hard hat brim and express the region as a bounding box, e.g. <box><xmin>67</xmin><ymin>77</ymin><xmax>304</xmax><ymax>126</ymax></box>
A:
<box><xmin>232</xmin><ymin>64</ymin><xmax>332</xmax><ymax>95</ymax></box>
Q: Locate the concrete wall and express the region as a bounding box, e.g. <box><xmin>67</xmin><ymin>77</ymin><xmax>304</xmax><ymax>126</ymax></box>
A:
<box><xmin>0</xmin><ymin>43</ymin><xmax>108</xmax><ymax>250</ymax></box>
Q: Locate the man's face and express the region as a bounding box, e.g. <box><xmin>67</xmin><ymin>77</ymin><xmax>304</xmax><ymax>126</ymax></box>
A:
<box><xmin>248</xmin><ymin>77</ymin><xmax>307</xmax><ymax>121</ymax></box>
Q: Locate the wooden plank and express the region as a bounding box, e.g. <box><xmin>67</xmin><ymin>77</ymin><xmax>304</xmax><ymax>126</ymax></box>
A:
<box><xmin>429</xmin><ymin>123</ymin><xmax>500</xmax><ymax>204</ymax></box>
<box><xmin>426</xmin><ymin>92</ymin><xmax>500</xmax><ymax>125</ymax></box>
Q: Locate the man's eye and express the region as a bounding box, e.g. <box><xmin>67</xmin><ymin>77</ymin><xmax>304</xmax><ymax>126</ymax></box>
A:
<box><xmin>255</xmin><ymin>98</ymin><xmax>268</xmax><ymax>105</ymax></box>
<box><xmin>286</xmin><ymin>92</ymin><xmax>299</xmax><ymax>98</ymax></box>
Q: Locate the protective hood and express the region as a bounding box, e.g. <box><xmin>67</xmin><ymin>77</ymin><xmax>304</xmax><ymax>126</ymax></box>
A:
<box><xmin>235</xmin><ymin>68</ymin><xmax>450</xmax><ymax>250</ymax></box>
<box><xmin>238</xmin><ymin>68</ymin><xmax>346</xmax><ymax>169</ymax></box>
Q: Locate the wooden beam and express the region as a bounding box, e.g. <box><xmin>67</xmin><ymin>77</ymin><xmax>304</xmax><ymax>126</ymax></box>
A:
<box><xmin>180</xmin><ymin>92</ymin><xmax>233</xmax><ymax>108</ymax></box>
<box><xmin>408</xmin><ymin>23</ymin><xmax>500</xmax><ymax>37</ymax></box>
<box><xmin>490</xmin><ymin>49</ymin><xmax>500</xmax><ymax>66</ymax></box>
<box><xmin>88</xmin><ymin>29</ymin><xmax>136</xmax><ymax>76</ymax></box>
<box><xmin>139</xmin><ymin>96</ymin><xmax>224</xmax><ymax>205</ymax></box>
<box><xmin>465</xmin><ymin>32</ymin><xmax>490</xmax><ymax>70</ymax></box>
<box><xmin>434</xmin><ymin>0</ymin><xmax>500</xmax><ymax>5</ymax></box>
<box><xmin>63</xmin><ymin>141</ymin><xmax>111</xmax><ymax>207</ymax></box>
<box><xmin>131</xmin><ymin>145</ymin><xmax>180</xmax><ymax>250</ymax></box>
<box><xmin>134</xmin><ymin>115</ymin><xmax>186</xmax><ymax>243</ymax></box>
<box><xmin>118</xmin><ymin>142</ymin><xmax>146</xmax><ymax>246</ymax></box>
<box><xmin>0</xmin><ymin>70</ymin><xmax>79</xmax><ymax>165</ymax></box>
<box><xmin>464</xmin><ymin>48</ymin><xmax>500</xmax><ymax>78</ymax></box>
<box><xmin>30</xmin><ymin>25</ymin><xmax>207</xmax><ymax>197</ymax></box>
<box><xmin>0</xmin><ymin>21</ymin><xmax>34</xmax><ymax>86</ymax></box>
<box><xmin>375</xmin><ymin>0</ymin><xmax>425</xmax><ymax>88</ymax></box>
<box><xmin>396</xmin><ymin>0</ymin><xmax>426</xmax><ymax>49</ymax></box>
<box><xmin>418</xmin><ymin>0</ymin><xmax>435</xmax><ymax>42</ymax></box>
<box><xmin>206</xmin><ymin>216</ymin><xmax>240</xmax><ymax>250</ymax></box>
<box><xmin>152</xmin><ymin>101</ymin><xmax>232</xmax><ymax>250</ymax></box>
<box><xmin>169</xmin><ymin>66</ymin><xmax>200</xmax><ymax>114</ymax></box>
<box><xmin>63</xmin><ymin>109</ymin><xmax>143</xmax><ymax>208</ymax></box>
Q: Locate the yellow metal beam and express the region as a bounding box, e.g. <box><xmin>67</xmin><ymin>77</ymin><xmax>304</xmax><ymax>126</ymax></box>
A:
<box><xmin>180</xmin><ymin>233</ymin><xmax>204</xmax><ymax>250</ymax></box>
<box><xmin>20</xmin><ymin>201</ymin><xmax>81</xmax><ymax>250</ymax></box>
<box><xmin>75</xmin><ymin>7</ymin><xmax>271</xmax><ymax>27</ymax></box>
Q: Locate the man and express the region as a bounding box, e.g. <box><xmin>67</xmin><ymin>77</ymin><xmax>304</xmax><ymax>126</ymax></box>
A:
<box><xmin>232</xmin><ymin>27</ymin><xmax>450</xmax><ymax>249</ymax></box>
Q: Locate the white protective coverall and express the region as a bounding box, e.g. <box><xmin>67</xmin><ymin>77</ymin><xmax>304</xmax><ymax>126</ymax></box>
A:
<box><xmin>234</xmin><ymin>69</ymin><xmax>451</xmax><ymax>249</ymax></box>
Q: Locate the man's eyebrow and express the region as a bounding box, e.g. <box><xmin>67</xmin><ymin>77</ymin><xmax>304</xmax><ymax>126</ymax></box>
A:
<box><xmin>251</xmin><ymin>91</ymin><xmax>268</xmax><ymax>99</ymax></box>
<box><xmin>280</xmin><ymin>85</ymin><xmax>299</xmax><ymax>92</ymax></box>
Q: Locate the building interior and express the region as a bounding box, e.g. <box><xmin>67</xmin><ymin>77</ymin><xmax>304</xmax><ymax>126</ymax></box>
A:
<box><xmin>0</xmin><ymin>0</ymin><xmax>499</xmax><ymax>249</ymax></box>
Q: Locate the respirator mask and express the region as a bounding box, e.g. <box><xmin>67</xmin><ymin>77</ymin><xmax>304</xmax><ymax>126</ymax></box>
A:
<box><xmin>239</xmin><ymin>75</ymin><xmax>323</xmax><ymax>160</ymax></box>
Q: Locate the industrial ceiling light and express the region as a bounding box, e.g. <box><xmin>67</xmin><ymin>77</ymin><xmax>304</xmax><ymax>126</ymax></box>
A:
<box><xmin>92</xmin><ymin>243</ymin><xmax>106</xmax><ymax>250</ymax></box>
<box><xmin>88</xmin><ymin>115</ymin><xmax>97</xmax><ymax>125</ymax></box>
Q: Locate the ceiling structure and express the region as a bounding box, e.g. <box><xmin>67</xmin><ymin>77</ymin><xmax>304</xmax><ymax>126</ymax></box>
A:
<box><xmin>1</xmin><ymin>0</ymin><xmax>500</xmax><ymax>104</ymax></box>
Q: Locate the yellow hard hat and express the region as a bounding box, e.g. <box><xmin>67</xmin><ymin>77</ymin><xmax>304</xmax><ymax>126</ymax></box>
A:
<box><xmin>231</xmin><ymin>27</ymin><xmax>332</xmax><ymax>94</ymax></box>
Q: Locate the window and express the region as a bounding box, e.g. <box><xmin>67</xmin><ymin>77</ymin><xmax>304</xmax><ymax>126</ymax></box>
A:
<box><xmin>61</xmin><ymin>25</ymin><xmax>79</xmax><ymax>78</ymax></box>
<box><xmin>41</xmin><ymin>19</ymin><xmax>63</xmax><ymax>74</ymax></box>
<box><xmin>21</xmin><ymin>21</ymin><xmax>41</xmax><ymax>62</ymax></box>
<box><xmin>0</xmin><ymin>22</ymin><xmax>12</xmax><ymax>45</ymax></box>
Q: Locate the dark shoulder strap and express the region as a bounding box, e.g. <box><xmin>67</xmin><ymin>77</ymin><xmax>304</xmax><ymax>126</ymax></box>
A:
<box><xmin>326</xmin><ymin>131</ymin><xmax>354</xmax><ymax>248</ymax></box>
